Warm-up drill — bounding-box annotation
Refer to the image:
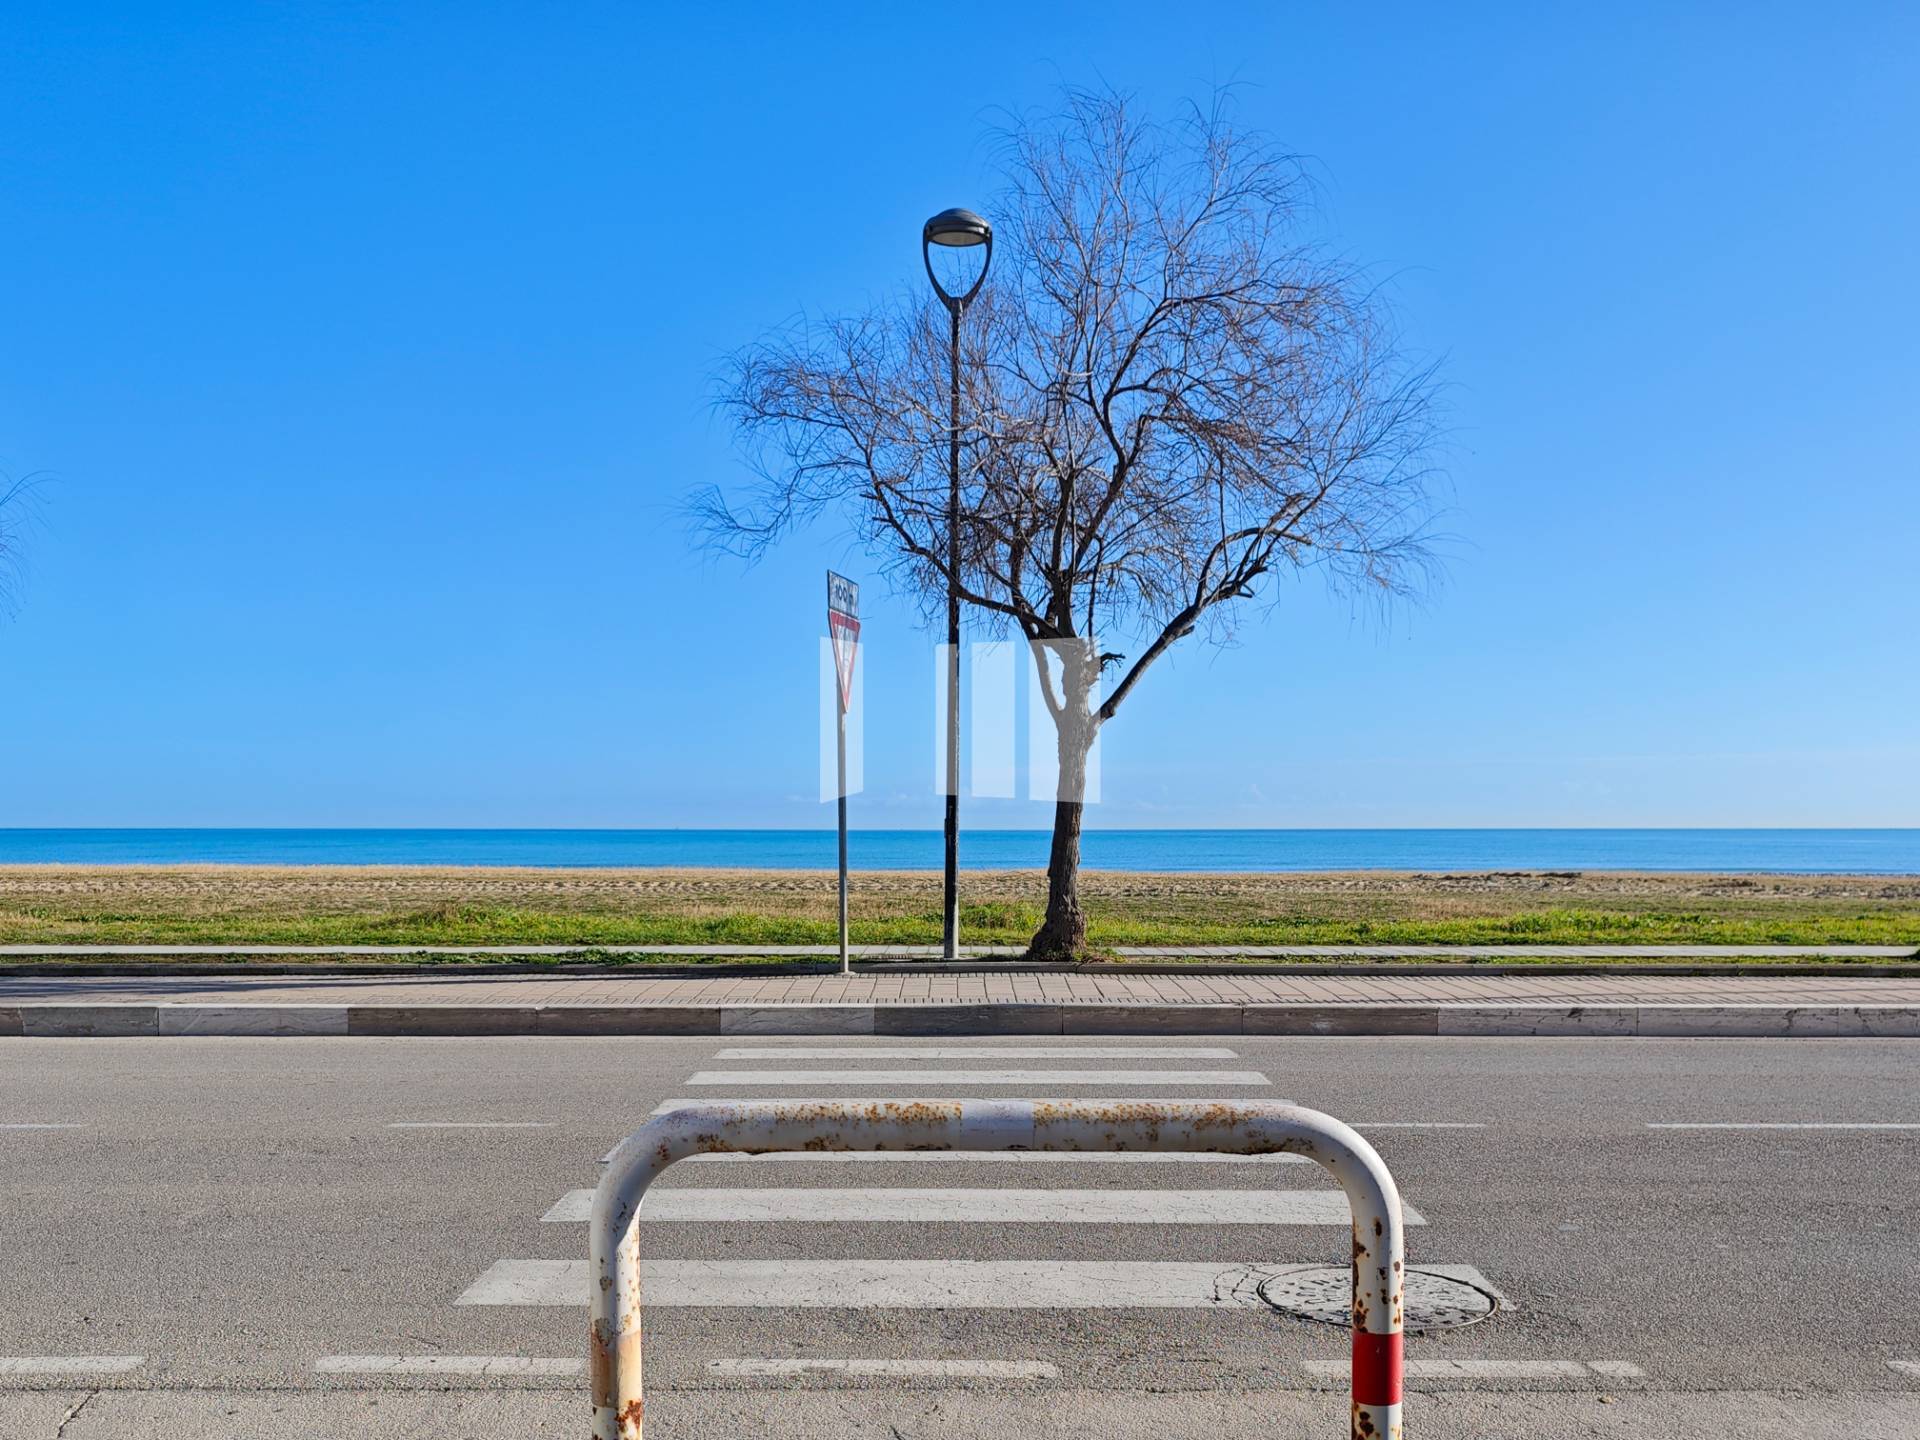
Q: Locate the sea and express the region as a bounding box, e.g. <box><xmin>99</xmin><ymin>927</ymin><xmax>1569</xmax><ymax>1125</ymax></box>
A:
<box><xmin>0</xmin><ymin>829</ymin><xmax>1914</xmax><ymax>873</ymax></box>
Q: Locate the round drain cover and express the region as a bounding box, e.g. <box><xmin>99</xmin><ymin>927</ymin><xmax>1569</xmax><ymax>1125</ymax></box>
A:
<box><xmin>1255</xmin><ymin>1266</ymin><xmax>1498</xmax><ymax>1331</ymax></box>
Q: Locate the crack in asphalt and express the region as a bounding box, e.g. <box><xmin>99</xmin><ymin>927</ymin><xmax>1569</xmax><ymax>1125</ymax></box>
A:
<box><xmin>54</xmin><ymin>1389</ymin><xmax>98</xmax><ymax>1438</ymax></box>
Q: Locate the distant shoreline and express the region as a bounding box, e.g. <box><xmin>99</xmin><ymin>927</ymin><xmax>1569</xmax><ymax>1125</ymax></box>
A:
<box><xmin>3</xmin><ymin>862</ymin><xmax>1920</xmax><ymax>880</ymax></box>
<box><xmin>1</xmin><ymin>828</ymin><xmax>1916</xmax><ymax>875</ymax></box>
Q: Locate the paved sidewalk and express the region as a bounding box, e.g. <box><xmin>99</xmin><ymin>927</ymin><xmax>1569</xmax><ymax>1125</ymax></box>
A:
<box><xmin>5</xmin><ymin>970</ymin><xmax>1919</xmax><ymax>1038</ymax></box>
<box><xmin>8</xmin><ymin>971</ymin><xmax>1920</xmax><ymax>1005</ymax></box>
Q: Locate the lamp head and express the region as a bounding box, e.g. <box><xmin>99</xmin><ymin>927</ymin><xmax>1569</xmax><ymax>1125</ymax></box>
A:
<box><xmin>922</xmin><ymin>207</ymin><xmax>993</xmax><ymax>306</ymax></box>
<box><xmin>923</xmin><ymin>207</ymin><xmax>991</xmax><ymax>248</ymax></box>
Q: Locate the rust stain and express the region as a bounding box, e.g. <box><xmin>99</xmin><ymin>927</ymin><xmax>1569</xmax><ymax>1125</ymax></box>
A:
<box><xmin>587</xmin><ymin>1321</ymin><xmax>614</xmax><ymax>1407</ymax></box>
<box><xmin>617</xmin><ymin>1395</ymin><xmax>644</xmax><ymax>1438</ymax></box>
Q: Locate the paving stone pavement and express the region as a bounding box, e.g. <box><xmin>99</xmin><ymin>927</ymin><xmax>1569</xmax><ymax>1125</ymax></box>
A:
<box><xmin>4</xmin><ymin>970</ymin><xmax>1920</xmax><ymax>1006</ymax></box>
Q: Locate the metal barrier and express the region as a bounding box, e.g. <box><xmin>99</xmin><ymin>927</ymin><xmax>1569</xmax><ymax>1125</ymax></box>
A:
<box><xmin>589</xmin><ymin>1100</ymin><xmax>1406</xmax><ymax>1440</ymax></box>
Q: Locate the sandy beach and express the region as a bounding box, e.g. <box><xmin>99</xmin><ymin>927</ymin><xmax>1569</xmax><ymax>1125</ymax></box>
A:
<box><xmin>1</xmin><ymin>865</ymin><xmax>1914</xmax><ymax>950</ymax></box>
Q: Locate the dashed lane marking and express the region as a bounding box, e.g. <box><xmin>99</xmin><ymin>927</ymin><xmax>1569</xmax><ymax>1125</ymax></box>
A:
<box><xmin>1647</xmin><ymin>1123</ymin><xmax>1920</xmax><ymax>1130</ymax></box>
<box><xmin>0</xmin><ymin>1356</ymin><xmax>144</xmax><ymax>1375</ymax></box>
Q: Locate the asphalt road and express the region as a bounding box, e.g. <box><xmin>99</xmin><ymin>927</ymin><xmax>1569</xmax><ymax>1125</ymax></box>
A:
<box><xmin>2</xmin><ymin>1035</ymin><xmax>1917</xmax><ymax>1438</ymax></box>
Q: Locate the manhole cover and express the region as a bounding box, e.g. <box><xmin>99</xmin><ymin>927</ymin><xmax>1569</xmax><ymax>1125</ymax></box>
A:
<box><xmin>1255</xmin><ymin>1266</ymin><xmax>1498</xmax><ymax>1331</ymax></box>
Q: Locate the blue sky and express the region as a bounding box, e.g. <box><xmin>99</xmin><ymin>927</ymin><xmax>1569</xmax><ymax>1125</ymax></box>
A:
<box><xmin>2</xmin><ymin>3</ymin><xmax>1915</xmax><ymax>829</ymax></box>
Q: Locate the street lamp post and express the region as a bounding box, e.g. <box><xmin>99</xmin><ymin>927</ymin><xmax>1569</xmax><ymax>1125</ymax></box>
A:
<box><xmin>922</xmin><ymin>207</ymin><xmax>992</xmax><ymax>963</ymax></box>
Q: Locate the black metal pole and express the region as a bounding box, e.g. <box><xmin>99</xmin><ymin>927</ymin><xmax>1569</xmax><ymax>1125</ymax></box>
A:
<box><xmin>923</xmin><ymin>208</ymin><xmax>988</xmax><ymax>966</ymax></box>
<box><xmin>942</xmin><ymin>299</ymin><xmax>961</xmax><ymax>961</ymax></box>
<box><xmin>837</xmin><ymin>698</ymin><xmax>850</xmax><ymax>976</ymax></box>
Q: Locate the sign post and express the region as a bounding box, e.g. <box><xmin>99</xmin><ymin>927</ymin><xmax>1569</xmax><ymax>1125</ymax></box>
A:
<box><xmin>826</xmin><ymin>572</ymin><xmax>860</xmax><ymax>976</ymax></box>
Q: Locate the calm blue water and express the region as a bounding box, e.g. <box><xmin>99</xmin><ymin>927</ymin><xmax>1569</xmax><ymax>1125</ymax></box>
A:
<box><xmin>0</xmin><ymin>829</ymin><xmax>1914</xmax><ymax>873</ymax></box>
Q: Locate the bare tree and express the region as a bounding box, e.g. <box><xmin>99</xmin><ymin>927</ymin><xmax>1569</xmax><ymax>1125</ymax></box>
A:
<box><xmin>703</xmin><ymin>88</ymin><xmax>1443</xmax><ymax>959</ymax></box>
<box><xmin>0</xmin><ymin>471</ymin><xmax>44</xmax><ymax>618</ymax></box>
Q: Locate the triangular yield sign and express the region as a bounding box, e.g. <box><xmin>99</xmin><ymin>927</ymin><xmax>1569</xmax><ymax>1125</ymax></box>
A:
<box><xmin>827</xmin><ymin>571</ymin><xmax>860</xmax><ymax>714</ymax></box>
<box><xmin>828</xmin><ymin>612</ymin><xmax>860</xmax><ymax>713</ymax></box>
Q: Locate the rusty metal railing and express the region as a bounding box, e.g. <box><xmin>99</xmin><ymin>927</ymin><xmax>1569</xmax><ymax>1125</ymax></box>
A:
<box><xmin>589</xmin><ymin>1100</ymin><xmax>1406</xmax><ymax>1440</ymax></box>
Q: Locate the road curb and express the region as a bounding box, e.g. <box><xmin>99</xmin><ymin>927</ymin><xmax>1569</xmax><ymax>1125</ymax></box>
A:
<box><xmin>3</xmin><ymin>959</ymin><xmax>1918</xmax><ymax>979</ymax></box>
<box><xmin>5</xmin><ymin>1002</ymin><xmax>1918</xmax><ymax>1039</ymax></box>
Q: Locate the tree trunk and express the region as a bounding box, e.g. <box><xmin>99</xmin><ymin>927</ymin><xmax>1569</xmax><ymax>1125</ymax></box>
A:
<box><xmin>1030</xmin><ymin>792</ymin><xmax>1087</xmax><ymax>960</ymax></box>
<box><xmin>1028</xmin><ymin>688</ymin><xmax>1094</xmax><ymax>961</ymax></box>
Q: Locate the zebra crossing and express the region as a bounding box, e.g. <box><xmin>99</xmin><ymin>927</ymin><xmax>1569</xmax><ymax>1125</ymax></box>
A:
<box><xmin>452</xmin><ymin>1041</ymin><xmax>1463</xmax><ymax>1324</ymax></box>
<box><xmin>331</xmin><ymin>1039</ymin><xmax>1640</xmax><ymax>1395</ymax></box>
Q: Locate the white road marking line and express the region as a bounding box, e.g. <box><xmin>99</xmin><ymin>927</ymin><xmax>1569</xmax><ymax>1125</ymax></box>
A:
<box><xmin>686</xmin><ymin>1070</ymin><xmax>1270</xmax><ymax>1087</ymax></box>
<box><xmin>457</xmin><ymin>1260</ymin><xmax>1491</xmax><ymax>1309</ymax></box>
<box><xmin>1647</xmin><ymin>1123</ymin><xmax>1920</xmax><ymax>1130</ymax></box>
<box><xmin>386</xmin><ymin>1122</ymin><xmax>556</xmax><ymax>1129</ymax></box>
<box><xmin>713</xmin><ymin>1047</ymin><xmax>1239</xmax><ymax>1059</ymax></box>
<box><xmin>1587</xmin><ymin>1361</ymin><xmax>1647</xmax><ymax>1378</ymax></box>
<box><xmin>709</xmin><ymin>1358</ymin><xmax>1059</xmax><ymax>1379</ymax></box>
<box><xmin>597</xmin><ymin>1145</ymin><xmax>1311</xmax><ymax>1164</ymax></box>
<box><xmin>685</xmin><ymin>1151</ymin><xmax>1309</xmax><ymax>1165</ymax></box>
<box><xmin>1889</xmin><ymin>1361</ymin><xmax>1920</xmax><ymax>1378</ymax></box>
<box><xmin>1302</xmin><ymin>1359</ymin><xmax>1637</xmax><ymax>1380</ymax></box>
<box><xmin>0</xmin><ymin>1356</ymin><xmax>145</xmax><ymax>1375</ymax></box>
<box><xmin>0</xmin><ymin>1123</ymin><xmax>86</xmax><ymax>1130</ymax></box>
<box><xmin>608</xmin><ymin>1104</ymin><xmax>1465</xmax><ymax>1160</ymax></box>
<box><xmin>650</xmin><ymin>1097</ymin><xmax>1283</xmax><ymax>1116</ymax></box>
<box><xmin>315</xmin><ymin>1355</ymin><xmax>583</xmax><ymax>1377</ymax></box>
<box><xmin>538</xmin><ymin>1187</ymin><xmax>1422</xmax><ymax>1225</ymax></box>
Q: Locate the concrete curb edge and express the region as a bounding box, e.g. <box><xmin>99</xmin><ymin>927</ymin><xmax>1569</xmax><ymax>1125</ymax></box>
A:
<box><xmin>5</xmin><ymin>1002</ymin><xmax>1919</xmax><ymax>1039</ymax></box>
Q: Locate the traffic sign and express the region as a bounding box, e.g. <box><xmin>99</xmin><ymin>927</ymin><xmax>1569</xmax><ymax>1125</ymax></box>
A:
<box><xmin>827</xmin><ymin>571</ymin><xmax>860</xmax><ymax>714</ymax></box>
<box><xmin>826</xmin><ymin>570</ymin><xmax>861</xmax><ymax>975</ymax></box>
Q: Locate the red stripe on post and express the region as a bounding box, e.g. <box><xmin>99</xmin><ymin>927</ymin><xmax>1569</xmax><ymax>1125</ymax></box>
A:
<box><xmin>1351</xmin><ymin>1330</ymin><xmax>1403</xmax><ymax>1407</ymax></box>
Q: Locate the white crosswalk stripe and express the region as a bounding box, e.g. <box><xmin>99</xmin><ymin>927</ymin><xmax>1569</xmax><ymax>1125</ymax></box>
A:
<box><xmin>316</xmin><ymin>1355</ymin><xmax>582</xmax><ymax>1377</ymax></box>
<box><xmin>538</xmin><ymin>1186</ymin><xmax>1425</xmax><ymax>1224</ymax></box>
<box><xmin>457</xmin><ymin>1259</ymin><xmax>1496</xmax><ymax>1309</ymax></box>
<box><xmin>666</xmin><ymin>1150</ymin><xmax>1312</xmax><ymax>1165</ymax></box>
<box><xmin>686</xmin><ymin>1069</ymin><xmax>1271</xmax><ymax>1086</ymax></box>
<box><xmin>1302</xmin><ymin>1358</ymin><xmax>1643</xmax><ymax>1380</ymax></box>
<box><xmin>710</xmin><ymin>1046</ymin><xmax>1240</xmax><ymax>1059</ymax></box>
<box><xmin>648</xmin><ymin>1095</ymin><xmax>1288</xmax><ymax>1115</ymax></box>
<box><xmin>710</xmin><ymin>1358</ymin><xmax>1059</xmax><ymax>1378</ymax></box>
